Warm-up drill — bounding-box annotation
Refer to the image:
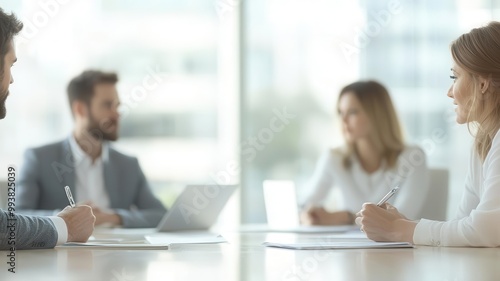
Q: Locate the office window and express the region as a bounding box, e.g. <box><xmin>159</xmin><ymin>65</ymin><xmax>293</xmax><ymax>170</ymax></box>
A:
<box><xmin>2</xmin><ymin>0</ymin><xmax>500</xmax><ymax>225</ymax></box>
<box><xmin>241</xmin><ymin>0</ymin><xmax>500</xmax><ymax>222</ymax></box>
<box><xmin>0</xmin><ymin>1</ymin><xmax>239</xmax><ymax>211</ymax></box>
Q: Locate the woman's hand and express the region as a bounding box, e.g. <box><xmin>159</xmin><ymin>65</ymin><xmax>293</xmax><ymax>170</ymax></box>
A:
<box><xmin>300</xmin><ymin>206</ymin><xmax>355</xmax><ymax>225</ymax></box>
<box><xmin>355</xmin><ymin>203</ymin><xmax>416</xmax><ymax>243</ymax></box>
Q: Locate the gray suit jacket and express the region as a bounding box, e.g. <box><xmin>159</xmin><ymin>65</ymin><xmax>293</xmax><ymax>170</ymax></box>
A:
<box><xmin>16</xmin><ymin>139</ymin><xmax>167</xmax><ymax>228</ymax></box>
<box><xmin>0</xmin><ymin>210</ymin><xmax>58</xmax><ymax>250</ymax></box>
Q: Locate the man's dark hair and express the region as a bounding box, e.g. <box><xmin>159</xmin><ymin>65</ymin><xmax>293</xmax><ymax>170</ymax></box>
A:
<box><xmin>0</xmin><ymin>8</ymin><xmax>23</xmax><ymax>76</ymax></box>
<box><xmin>67</xmin><ymin>70</ymin><xmax>118</xmax><ymax>113</ymax></box>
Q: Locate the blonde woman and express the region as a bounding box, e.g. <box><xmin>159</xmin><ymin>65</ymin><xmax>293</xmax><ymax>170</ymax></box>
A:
<box><xmin>357</xmin><ymin>21</ymin><xmax>500</xmax><ymax>247</ymax></box>
<box><xmin>301</xmin><ymin>81</ymin><xmax>429</xmax><ymax>225</ymax></box>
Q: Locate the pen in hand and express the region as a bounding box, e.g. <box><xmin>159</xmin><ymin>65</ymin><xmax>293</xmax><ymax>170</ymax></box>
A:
<box><xmin>376</xmin><ymin>186</ymin><xmax>400</xmax><ymax>206</ymax></box>
<box><xmin>64</xmin><ymin>185</ymin><xmax>76</xmax><ymax>208</ymax></box>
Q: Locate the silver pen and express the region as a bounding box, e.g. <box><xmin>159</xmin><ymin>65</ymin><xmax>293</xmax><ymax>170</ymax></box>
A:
<box><xmin>64</xmin><ymin>185</ymin><xmax>76</xmax><ymax>208</ymax></box>
<box><xmin>376</xmin><ymin>186</ymin><xmax>400</xmax><ymax>206</ymax></box>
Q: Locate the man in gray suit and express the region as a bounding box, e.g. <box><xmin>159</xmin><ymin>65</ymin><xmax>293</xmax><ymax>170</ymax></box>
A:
<box><xmin>0</xmin><ymin>8</ymin><xmax>95</xmax><ymax>250</ymax></box>
<box><xmin>17</xmin><ymin>70</ymin><xmax>167</xmax><ymax>228</ymax></box>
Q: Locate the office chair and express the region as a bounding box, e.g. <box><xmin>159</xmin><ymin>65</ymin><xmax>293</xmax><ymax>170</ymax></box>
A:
<box><xmin>418</xmin><ymin>168</ymin><xmax>449</xmax><ymax>221</ymax></box>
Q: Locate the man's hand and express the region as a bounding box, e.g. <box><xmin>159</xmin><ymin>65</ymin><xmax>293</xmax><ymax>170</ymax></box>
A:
<box><xmin>79</xmin><ymin>201</ymin><xmax>122</xmax><ymax>226</ymax></box>
<box><xmin>91</xmin><ymin>206</ymin><xmax>122</xmax><ymax>226</ymax></box>
<box><xmin>57</xmin><ymin>205</ymin><xmax>95</xmax><ymax>242</ymax></box>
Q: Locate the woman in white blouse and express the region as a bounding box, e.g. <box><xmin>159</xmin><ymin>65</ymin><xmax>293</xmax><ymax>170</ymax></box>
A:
<box><xmin>301</xmin><ymin>81</ymin><xmax>430</xmax><ymax>225</ymax></box>
<box><xmin>356</xmin><ymin>21</ymin><xmax>500</xmax><ymax>247</ymax></box>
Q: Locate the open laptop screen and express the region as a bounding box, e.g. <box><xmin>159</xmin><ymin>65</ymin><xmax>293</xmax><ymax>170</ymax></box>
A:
<box><xmin>263</xmin><ymin>180</ymin><xmax>300</xmax><ymax>228</ymax></box>
<box><xmin>156</xmin><ymin>185</ymin><xmax>237</xmax><ymax>232</ymax></box>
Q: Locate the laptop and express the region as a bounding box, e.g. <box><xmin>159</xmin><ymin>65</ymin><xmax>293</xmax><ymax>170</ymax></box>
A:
<box><xmin>263</xmin><ymin>180</ymin><xmax>300</xmax><ymax>228</ymax></box>
<box><xmin>156</xmin><ymin>184</ymin><xmax>238</xmax><ymax>232</ymax></box>
<box><xmin>90</xmin><ymin>184</ymin><xmax>237</xmax><ymax>245</ymax></box>
<box><xmin>260</xmin><ymin>180</ymin><xmax>359</xmax><ymax>233</ymax></box>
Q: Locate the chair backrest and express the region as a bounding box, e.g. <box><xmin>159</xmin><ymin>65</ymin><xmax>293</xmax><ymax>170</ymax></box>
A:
<box><xmin>419</xmin><ymin>168</ymin><xmax>449</xmax><ymax>221</ymax></box>
<box><xmin>0</xmin><ymin>180</ymin><xmax>7</xmax><ymax>209</ymax></box>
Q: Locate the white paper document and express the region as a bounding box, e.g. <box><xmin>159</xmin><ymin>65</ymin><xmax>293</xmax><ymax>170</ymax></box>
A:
<box><xmin>58</xmin><ymin>232</ymin><xmax>226</xmax><ymax>250</ymax></box>
<box><xmin>59</xmin><ymin>240</ymin><xmax>169</xmax><ymax>250</ymax></box>
<box><xmin>262</xmin><ymin>241</ymin><xmax>414</xmax><ymax>250</ymax></box>
<box><xmin>145</xmin><ymin>232</ymin><xmax>227</xmax><ymax>245</ymax></box>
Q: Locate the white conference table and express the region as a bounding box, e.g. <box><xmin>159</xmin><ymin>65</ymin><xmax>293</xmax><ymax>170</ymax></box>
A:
<box><xmin>2</xmin><ymin>229</ymin><xmax>500</xmax><ymax>281</ymax></box>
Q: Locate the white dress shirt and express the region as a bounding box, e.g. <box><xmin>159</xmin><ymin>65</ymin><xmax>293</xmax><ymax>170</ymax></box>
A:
<box><xmin>49</xmin><ymin>216</ymin><xmax>68</xmax><ymax>245</ymax></box>
<box><xmin>414</xmin><ymin>129</ymin><xmax>500</xmax><ymax>247</ymax></box>
<box><xmin>68</xmin><ymin>134</ymin><xmax>111</xmax><ymax>210</ymax></box>
<box><xmin>304</xmin><ymin>145</ymin><xmax>430</xmax><ymax>220</ymax></box>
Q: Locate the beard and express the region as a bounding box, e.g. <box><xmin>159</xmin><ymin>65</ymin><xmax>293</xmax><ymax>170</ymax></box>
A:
<box><xmin>87</xmin><ymin>112</ymin><xmax>119</xmax><ymax>141</ymax></box>
<box><xmin>0</xmin><ymin>89</ymin><xmax>8</xmax><ymax>120</ymax></box>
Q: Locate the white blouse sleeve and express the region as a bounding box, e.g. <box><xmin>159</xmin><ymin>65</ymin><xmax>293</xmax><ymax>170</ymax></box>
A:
<box><xmin>455</xmin><ymin>151</ymin><xmax>480</xmax><ymax>219</ymax></box>
<box><xmin>414</xmin><ymin>132</ymin><xmax>500</xmax><ymax>247</ymax></box>
<box><xmin>302</xmin><ymin>150</ymin><xmax>337</xmax><ymax>207</ymax></box>
<box><xmin>392</xmin><ymin>146</ymin><xmax>430</xmax><ymax>220</ymax></box>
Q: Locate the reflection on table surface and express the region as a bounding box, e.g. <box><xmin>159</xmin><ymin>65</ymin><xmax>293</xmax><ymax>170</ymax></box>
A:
<box><xmin>2</xmin><ymin>231</ymin><xmax>500</xmax><ymax>281</ymax></box>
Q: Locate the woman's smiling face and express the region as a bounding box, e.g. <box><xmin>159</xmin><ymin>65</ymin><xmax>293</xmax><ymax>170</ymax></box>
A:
<box><xmin>448</xmin><ymin>63</ymin><xmax>474</xmax><ymax>124</ymax></box>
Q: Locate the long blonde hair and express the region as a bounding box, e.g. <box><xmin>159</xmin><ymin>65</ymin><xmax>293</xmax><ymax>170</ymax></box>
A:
<box><xmin>451</xmin><ymin>21</ymin><xmax>500</xmax><ymax>162</ymax></box>
<box><xmin>338</xmin><ymin>81</ymin><xmax>404</xmax><ymax>169</ymax></box>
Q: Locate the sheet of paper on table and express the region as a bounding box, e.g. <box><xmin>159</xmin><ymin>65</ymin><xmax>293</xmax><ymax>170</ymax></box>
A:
<box><xmin>58</xmin><ymin>231</ymin><xmax>226</xmax><ymax>250</ymax></box>
<box><xmin>262</xmin><ymin>241</ymin><xmax>414</xmax><ymax>250</ymax></box>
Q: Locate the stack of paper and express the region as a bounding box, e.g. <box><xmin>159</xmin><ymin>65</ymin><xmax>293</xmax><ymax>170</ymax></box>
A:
<box><xmin>60</xmin><ymin>241</ymin><xmax>169</xmax><ymax>250</ymax></box>
<box><xmin>145</xmin><ymin>232</ymin><xmax>227</xmax><ymax>245</ymax></box>
<box><xmin>58</xmin><ymin>232</ymin><xmax>226</xmax><ymax>250</ymax></box>
<box><xmin>262</xmin><ymin>241</ymin><xmax>413</xmax><ymax>250</ymax></box>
